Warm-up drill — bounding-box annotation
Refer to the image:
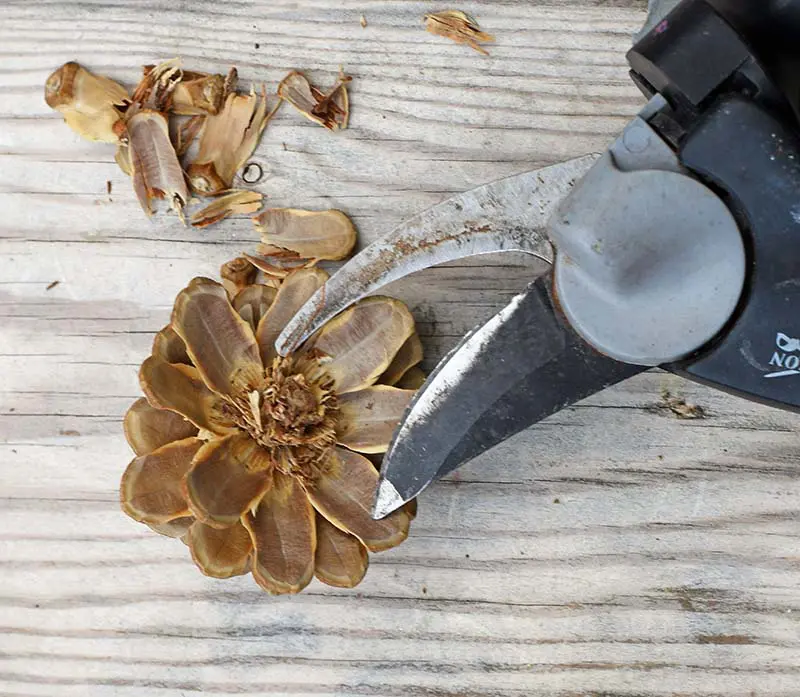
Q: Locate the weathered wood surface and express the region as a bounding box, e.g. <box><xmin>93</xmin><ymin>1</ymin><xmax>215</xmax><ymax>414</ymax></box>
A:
<box><xmin>1</xmin><ymin>1</ymin><xmax>799</xmax><ymax>695</ymax></box>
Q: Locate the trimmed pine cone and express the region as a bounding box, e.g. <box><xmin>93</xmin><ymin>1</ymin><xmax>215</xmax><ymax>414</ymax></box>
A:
<box><xmin>121</xmin><ymin>265</ymin><xmax>424</xmax><ymax>594</ymax></box>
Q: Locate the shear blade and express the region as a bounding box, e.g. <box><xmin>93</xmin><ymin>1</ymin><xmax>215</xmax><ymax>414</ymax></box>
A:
<box><xmin>278</xmin><ymin>0</ymin><xmax>675</xmax><ymax>357</ymax></box>
<box><xmin>372</xmin><ymin>276</ymin><xmax>646</xmax><ymax>519</ymax></box>
<box><xmin>276</xmin><ymin>155</ymin><xmax>599</xmax><ymax>355</ymax></box>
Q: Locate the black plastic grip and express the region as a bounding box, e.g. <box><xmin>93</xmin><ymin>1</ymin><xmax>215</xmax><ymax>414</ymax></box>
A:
<box><xmin>628</xmin><ymin>0</ymin><xmax>800</xmax><ymax>127</ymax></box>
<box><xmin>708</xmin><ymin>0</ymin><xmax>800</xmax><ymax>43</ymax></box>
<box><xmin>673</xmin><ymin>96</ymin><xmax>800</xmax><ymax>411</ymax></box>
<box><xmin>628</xmin><ymin>1</ymin><xmax>750</xmax><ymax>108</ymax></box>
<box><xmin>707</xmin><ymin>0</ymin><xmax>800</xmax><ymax>116</ymax></box>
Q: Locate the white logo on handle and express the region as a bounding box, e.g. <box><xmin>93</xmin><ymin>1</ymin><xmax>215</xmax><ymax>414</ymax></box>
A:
<box><xmin>765</xmin><ymin>333</ymin><xmax>800</xmax><ymax>378</ymax></box>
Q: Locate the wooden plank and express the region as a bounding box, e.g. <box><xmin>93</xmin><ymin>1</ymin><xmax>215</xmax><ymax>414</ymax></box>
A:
<box><xmin>1</xmin><ymin>1</ymin><xmax>799</xmax><ymax>695</ymax></box>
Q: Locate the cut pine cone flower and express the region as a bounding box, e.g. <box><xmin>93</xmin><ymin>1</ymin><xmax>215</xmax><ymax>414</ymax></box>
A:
<box><xmin>121</xmin><ymin>266</ymin><xmax>424</xmax><ymax>594</ymax></box>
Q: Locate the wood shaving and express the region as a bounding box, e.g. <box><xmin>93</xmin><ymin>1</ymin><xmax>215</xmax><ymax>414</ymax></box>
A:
<box><xmin>44</xmin><ymin>62</ymin><xmax>129</xmax><ymax>142</ymax></box>
<box><xmin>45</xmin><ymin>59</ymin><xmax>352</xmax><ymax>228</ymax></box>
<box><xmin>141</xmin><ymin>63</ymin><xmax>236</xmax><ymax>116</ymax></box>
<box><xmin>131</xmin><ymin>59</ymin><xmax>182</xmax><ymax>111</ymax></box>
<box><xmin>651</xmin><ymin>390</ymin><xmax>707</xmax><ymax>420</ymax></box>
<box><xmin>127</xmin><ymin>110</ymin><xmax>189</xmax><ymax>221</ymax></box>
<box><xmin>223</xmin><ymin>67</ymin><xmax>239</xmax><ymax>97</ymax></box>
<box><xmin>187</xmin><ymin>87</ymin><xmax>276</xmax><ymax>195</ymax></box>
<box><xmin>115</xmin><ymin>142</ymin><xmax>132</xmax><ymax>176</ymax></box>
<box><xmin>170</xmin><ymin>69</ymin><xmax>226</xmax><ymax>115</ymax></box>
<box><xmin>424</xmin><ymin>10</ymin><xmax>495</xmax><ymax>55</ymax></box>
<box><xmin>175</xmin><ymin>114</ymin><xmax>205</xmax><ymax>157</ymax></box>
<box><xmin>277</xmin><ymin>71</ymin><xmax>351</xmax><ymax>131</ymax></box>
<box><xmin>190</xmin><ymin>190</ymin><xmax>263</xmax><ymax>228</ymax></box>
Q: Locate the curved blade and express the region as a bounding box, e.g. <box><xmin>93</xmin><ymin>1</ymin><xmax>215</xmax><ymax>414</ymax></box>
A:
<box><xmin>372</xmin><ymin>276</ymin><xmax>647</xmax><ymax>518</ymax></box>
<box><xmin>276</xmin><ymin>155</ymin><xmax>599</xmax><ymax>355</ymax></box>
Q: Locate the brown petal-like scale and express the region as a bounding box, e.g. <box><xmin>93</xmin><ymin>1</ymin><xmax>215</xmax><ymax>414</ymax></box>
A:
<box><xmin>316</xmin><ymin>76</ymin><xmax>350</xmax><ymax>131</ymax></box>
<box><xmin>191</xmin><ymin>190</ymin><xmax>263</xmax><ymax>228</ymax></box>
<box><xmin>184</xmin><ymin>433</ymin><xmax>273</xmax><ymax>528</ymax></box>
<box><xmin>232</xmin><ymin>284</ymin><xmax>277</xmax><ymax>333</ymax></box>
<box><xmin>379</xmin><ymin>333</ymin><xmax>423</xmax><ymax>385</ymax></box>
<box><xmin>256</xmin><ymin>267</ymin><xmax>329</xmax><ymax>364</ymax></box>
<box><xmin>171</xmin><ymin>277</ymin><xmax>264</xmax><ymax>397</ymax></box>
<box><xmin>186</xmin><ymin>88</ymin><xmax>273</xmax><ymax>195</ymax></box>
<box><xmin>277</xmin><ymin>71</ymin><xmax>318</xmax><ymax>117</ymax></box>
<box><xmin>220</xmin><ymin>257</ymin><xmax>258</xmax><ymax>297</ymax></box>
<box><xmin>151</xmin><ymin>324</ymin><xmax>191</xmax><ymax>365</ymax></box>
<box><xmin>115</xmin><ymin>142</ymin><xmax>133</xmax><ymax>176</ymax></box>
<box><xmin>277</xmin><ymin>71</ymin><xmax>350</xmax><ymax>131</ymax></box>
<box><xmin>147</xmin><ymin>516</ymin><xmax>194</xmax><ymax>538</ymax></box>
<box><xmin>175</xmin><ymin>114</ymin><xmax>205</xmax><ymax>157</ymax></box>
<box><xmin>253</xmin><ymin>208</ymin><xmax>356</xmax><ymax>261</ymax></box>
<box><xmin>120</xmin><ymin>437</ymin><xmax>204</xmax><ymax>524</ymax></box>
<box><xmin>186</xmin><ymin>161</ymin><xmax>227</xmax><ymax>196</ymax></box>
<box><xmin>131</xmin><ymin>59</ymin><xmax>181</xmax><ymax>111</ymax></box>
<box><xmin>243</xmin><ymin>471</ymin><xmax>316</xmax><ymax>594</ymax></box>
<box><xmin>128</xmin><ymin>110</ymin><xmax>189</xmax><ymax>219</ymax></box>
<box><xmin>313</xmin><ymin>514</ymin><xmax>368</xmax><ymax>588</ymax></box>
<box><xmin>187</xmin><ymin>519</ymin><xmax>253</xmax><ymax>578</ymax></box>
<box><xmin>424</xmin><ymin>10</ymin><xmax>495</xmax><ymax>55</ymax></box>
<box><xmin>306</xmin><ymin>447</ymin><xmax>410</xmax><ymax>552</ymax></box>
<box><xmin>44</xmin><ymin>61</ymin><xmax>129</xmax><ymax>142</ymax></box>
<box><xmin>139</xmin><ymin>355</ymin><xmax>234</xmax><ymax>435</ymax></box>
<box><xmin>394</xmin><ymin>365</ymin><xmax>427</xmax><ymax>390</ymax></box>
<box><xmin>336</xmin><ymin>386</ymin><xmax>415</xmax><ymax>453</ymax></box>
<box><xmin>45</xmin><ymin>62</ymin><xmax>128</xmax><ymax>111</ymax></box>
<box><xmin>124</xmin><ymin>397</ymin><xmax>198</xmax><ymax>456</ymax></box>
<box><xmin>310</xmin><ymin>297</ymin><xmax>415</xmax><ymax>394</ymax></box>
<box><xmin>170</xmin><ymin>70</ymin><xmax>226</xmax><ymax>115</ymax></box>
<box><xmin>245</xmin><ymin>250</ymin><xmax>310</xmax><ymax>280</ymax></box>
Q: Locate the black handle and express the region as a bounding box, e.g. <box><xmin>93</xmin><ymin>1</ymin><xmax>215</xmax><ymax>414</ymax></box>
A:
<box><xmin>707</xmin><ymin>0</ymin><xmax>800</xmax><ymax>54</ymax></box>
<box><xmin>627</xmin><ymin>0</ymin><xmax>800</xmax><ymax>410</ymax></box>
<box><xmin>628</xmin><ymin>0</ymin><xmax>800</xmax><ymax>129</ymax></box>
<box><xmin>672</xmin><ymin>95</ymin><xmax>800</xmax><ymax>411</ymax></box>
<box><xmin>707</xmin><ymin>0</ymin><xmax>800</xmax><ymax>117</ymax></box>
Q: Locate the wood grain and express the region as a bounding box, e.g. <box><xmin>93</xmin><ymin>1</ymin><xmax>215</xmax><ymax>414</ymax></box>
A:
<box><xmin>1</xmin><ymin>1</ymin><xmax>799</xmax><ymax>695</ymax></box>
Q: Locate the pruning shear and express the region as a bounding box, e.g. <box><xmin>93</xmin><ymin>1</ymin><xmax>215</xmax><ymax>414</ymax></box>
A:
<box><xmin>278</xmin><ymin>0</ymin><xmax>800</xmax><ymax>519</ymax></box>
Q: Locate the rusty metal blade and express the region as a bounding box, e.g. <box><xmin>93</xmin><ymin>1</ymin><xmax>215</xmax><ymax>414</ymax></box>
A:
<box><xmin>275</xmin><ymin>154</ymin><xmax>599</xmax><ymax>355</ymax></box>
